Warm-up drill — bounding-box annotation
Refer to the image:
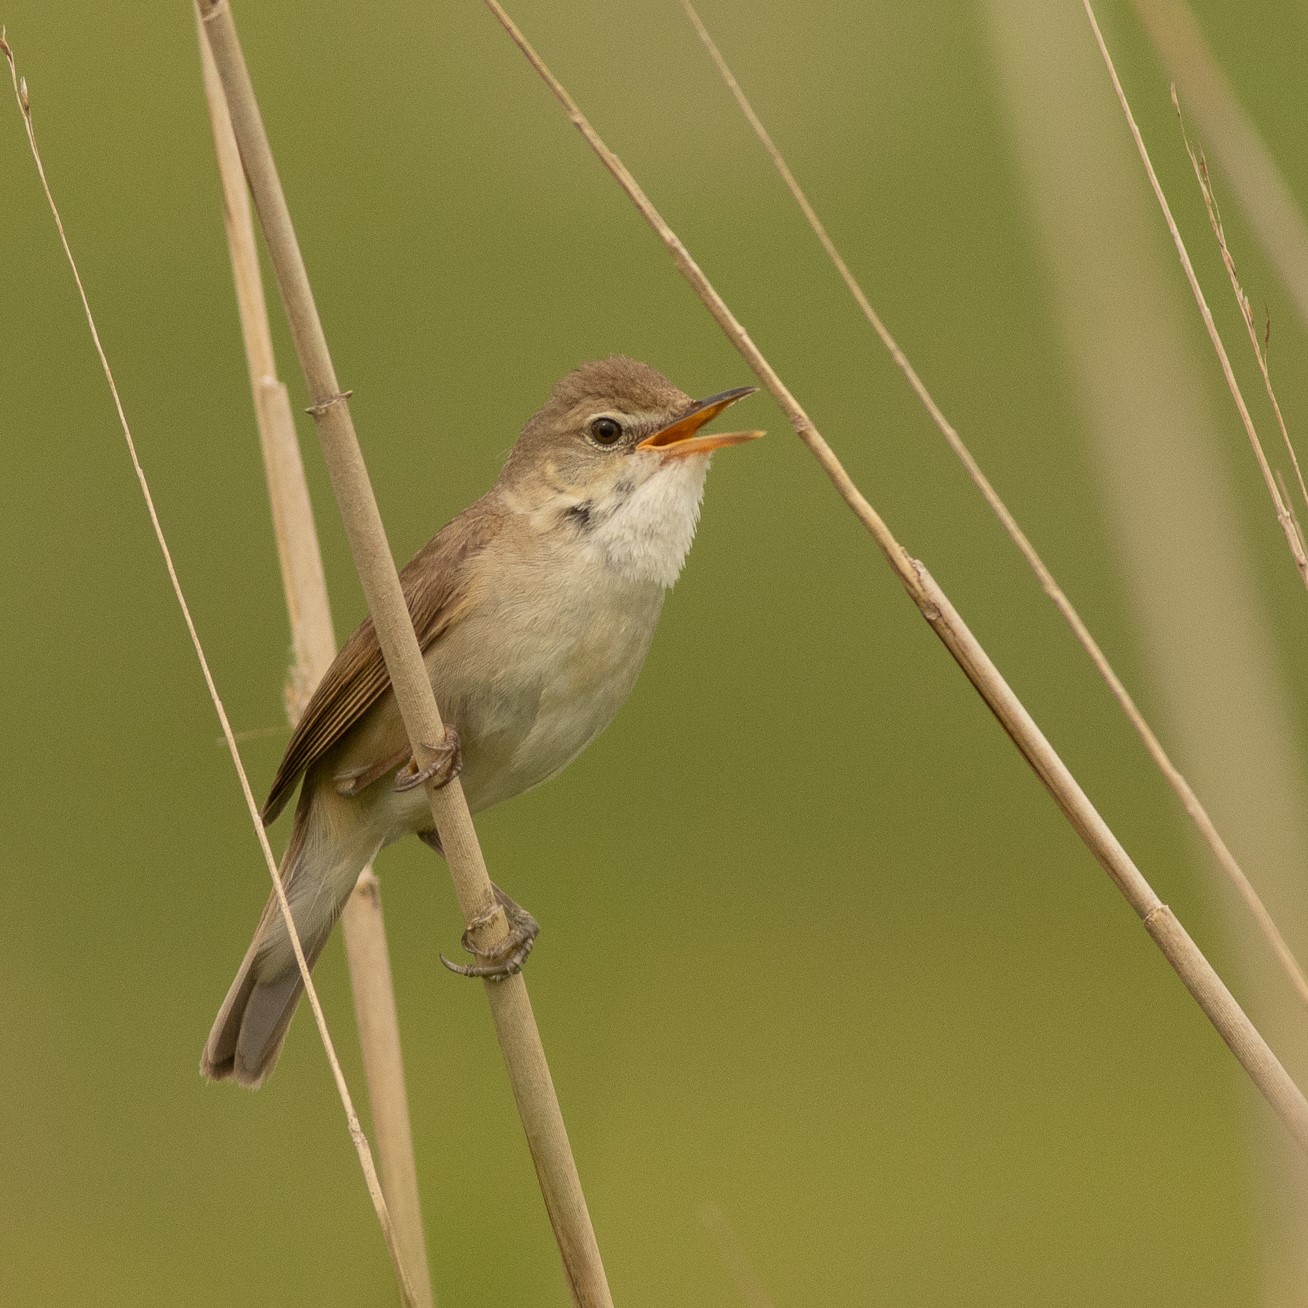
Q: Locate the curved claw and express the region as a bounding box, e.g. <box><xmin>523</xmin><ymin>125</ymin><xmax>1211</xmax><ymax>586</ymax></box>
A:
<box><xmin>441</xmin><ymin>885</ymin><xmax>540</xmax><ymax>982</ymax></box>
<box><xmin>394</xmin><ymin>724</ymin><xmax>462</xmax><ymax>793</ymax></box>
<box><xmin>439</xmin><ymin>943</ymin><xmax>533</xmax><ymax>980</ymax></box>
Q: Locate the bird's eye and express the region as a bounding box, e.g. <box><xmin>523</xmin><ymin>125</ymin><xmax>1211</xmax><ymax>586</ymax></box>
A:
<box><xmin>589</xmin><ymin>416</ymin><xmax>623</xmax><ymax>446</ymax></box>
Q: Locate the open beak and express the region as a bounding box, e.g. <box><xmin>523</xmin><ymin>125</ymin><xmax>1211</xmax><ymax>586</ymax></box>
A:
<box><xmin>635</xmin><ymin>386</ymin><xmax>765</xmax><ymax>458</ymax></box>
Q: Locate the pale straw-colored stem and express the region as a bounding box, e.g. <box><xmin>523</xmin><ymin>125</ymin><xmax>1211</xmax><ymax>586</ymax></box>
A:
<box><xmin>340</xmin><ymin>871</ymin><xmax>431</xmax><ymax>1298</ymax></box>
<box><xmin>195</xmin><ymin>4</ymin><xmax>611</xmax><ymax>1304</ymax></box>
<box><xmin>194</xmin><ymin>15</ymin><xmax>434</xmax><ymax>1305</ymax></box>
<box><xmin>0</xmin><ymin>33</ymin><xmax>418</xmax><ymax>1308</ymax></box>
<box><xmin>985</xmin><ymin>1</ymin><xmax>1308</xmax><ymax>1295</ymax></box>
<box><xmin>676</xmin><ymin>0</ymin><xmax>1308</xmax><ymax>1013</ymax></box>
<box><xmin>1173</xmin><ymin>93</ymin><xmax>1308</xmax><ymax>533</ymax></box>
<box><xmin>1128</xmin><ymin>0</ymin><xmax>1308</xmax><ymax>356</ymax></box>
<box><xmin>1080</xmin><ymin>0</ymin><xmax>1308</xmax><ymax>588</ymax></box>
<box><xmin>482</xmin><ymin>0</ymin><xmax>1308</xmax><ymax>1150</ymax></box>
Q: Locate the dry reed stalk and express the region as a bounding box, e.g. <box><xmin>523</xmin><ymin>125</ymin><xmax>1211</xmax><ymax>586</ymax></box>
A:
<box><xmin>0</xmin><ymin>33</ymin><xmax>419</xmax><ymax>1308</ymax></box>
<box><xmin>193</xmin><ymin>15</ymin><xmax>434</xmax><ymax>1306</ymax></box>
<box><xmin>985</xmin><ymin>4</ymin><xmax>1308</xmax><ymax>1297</ymax></box>
<box><xmin>195</xmin><ymin>4</ymin><xmax>611</xmax><ymax>1304</ymax></box>
<box><xmin>676</xmin><ymin>0</ymin><xmax>1308</xmax><ymax>1016</ymax></box>
<box><xmin>1128</xmin><ymin>0</ymin><xmax>1308</xmax><ymax>341</ymax></box>
<box><xmin>1080</xmin><ymin>0</ymin><xmax>1308</xmax><ymax>589</ymax></box>
<box><xmin>1175</xmin><ymin>96</ymin><xmax>1308</xmax><ymax>526</ymax></box>
<box><xmin>481</xmin><ymin>0</ymin><xmax>1308</xmax><ymax>1151</ymax></box>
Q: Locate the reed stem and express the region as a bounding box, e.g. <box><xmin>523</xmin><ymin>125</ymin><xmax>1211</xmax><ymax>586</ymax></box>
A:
<box><xmin>1080</xmin><ymin>0</ymin><xmax>1308</xmax><ymax>588</ymax></box>
<box><xmin>483</xmin><ymin>0</ymin><xmax>1308</xmax><ymax>1152</ymax></box>
<box><xmin>0</xmin><ymin>32</ymin><xmax>418</xmax><ymax>1308</ymax></box>
<box><xmin>196</xmin><ymin>4</ymin><xmax>612</xmax><ymax>1302</ymax></box>
<box><xmin>194</xmin><ymin>15</ymin><xmax>435</xmax><ymax>1304</ymax></box>
<box><xmin>676</xmin><ymin>0</ymin><xmax>1308</xmax><ymax>1014</ymax></box>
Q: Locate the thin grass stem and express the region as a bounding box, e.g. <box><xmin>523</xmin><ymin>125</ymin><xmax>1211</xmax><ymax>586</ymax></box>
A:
<box><xmin>195</xmin><ymin>3</ymin><xmax>611</xmax><ymax>1303</ymax></box>
<box><xmin>481</xmin><ymin>0</ymin><xmax>1308</xmax><ymax>1150</ymax></box>
<box><xmin>676</xmin><ymin>0</ymin><xmax>1308</xmax><ymax>1013</ymax></box>
<box><xmin>1128</xmin><ymin>0</ymin><xmax>1308</xmax><ymax>359</ymax></box>
<box><xmin>1080</xmin><ymin>0</ymin><xmax>1308</xmax><ymax>588</ymax></box>
<box><xmin>194</xmin><ymin>13</ymin><xmax>435</xmax><ymax>1304</ymax></box>
<box><xmin>1173</xmin><ymin>92</ymin><xmax>1308</xmax><ymax>531</ymax></box>
<box><xmin>0</xmin><ymin>32</ymin><xmax>418</xmax><ymax>1308</ymax></box>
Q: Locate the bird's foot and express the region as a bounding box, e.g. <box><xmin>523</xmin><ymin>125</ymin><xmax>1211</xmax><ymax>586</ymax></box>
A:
<box><xmin>393</xmin><ymin>725</ymin><xmax>462</xmax><ymax>793</ymax></box>
<box><xmin>441</xmin><ymin>883</ymin><xmax>539</xmax><ymax>981</ymax></box>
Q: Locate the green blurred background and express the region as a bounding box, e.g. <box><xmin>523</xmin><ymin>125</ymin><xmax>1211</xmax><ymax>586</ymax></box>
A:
<box><xmin>5</xmin><ymin>0</ymin><xmax>1308</xmax><ymax>1303</ymax></box>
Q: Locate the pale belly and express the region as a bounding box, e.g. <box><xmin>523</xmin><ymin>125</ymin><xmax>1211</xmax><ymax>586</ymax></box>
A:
<box><xmin>459</xmin><ymin>577</ymin><xmax>664</xmax><ymax>810</ymax></box>
<box><xmin>375</xmin><ymin>565</ymin><xmax>666</xmax><ymax>838</ymax></box>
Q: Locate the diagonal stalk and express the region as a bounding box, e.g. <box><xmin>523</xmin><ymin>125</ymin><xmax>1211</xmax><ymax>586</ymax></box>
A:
<box><xmin>674</xmin><ymin>0</ymin><xmax>1308</xmax><ymax>1014</ymax></box>
<box><xmin>196</xmin><ymin>3</ymin><xmax>612</xmax><ymax>1304</ymax></box>
<box><xmin>1128</xmin><ymin>0</ymin><xmax>1308</xmax><ymax>367</ymax></box>
<box><xmin>482</xmin><ymin>0</ymin><xmax>1308</xmax><ymax>1152</ymax></box>
<box><xmin>0</xmin><ymin>32</ymin><xmax>418</xmax><ymax>1308</ymax></box>
<box><xmin>193</xmin><ymin>13</ymin><xmax>434</xmax><ymax>1305</ymax></box>
<box><xmin>1079</xmin><ymin>0</ymin><xmax>1308</xmax><ymax>589</ymax></box>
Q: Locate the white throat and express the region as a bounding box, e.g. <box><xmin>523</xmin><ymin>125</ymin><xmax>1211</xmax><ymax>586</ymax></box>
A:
<box><xmin>592</xmin><ymin>453</ymin><xmax>710</xmax><ymax>588</ymax></box>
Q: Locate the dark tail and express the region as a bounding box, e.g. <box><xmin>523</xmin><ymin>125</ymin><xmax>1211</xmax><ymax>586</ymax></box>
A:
<box><xmin>200</xmin><ymin>791</ymin><xmax>363</xmax><ymax>1088</ymax></box>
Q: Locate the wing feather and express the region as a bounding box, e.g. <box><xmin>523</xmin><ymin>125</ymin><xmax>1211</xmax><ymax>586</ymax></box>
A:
<box><xmin>261</xmin><ymin>508</ymin><xmax>492</xmax><ymax>825</ymax></box>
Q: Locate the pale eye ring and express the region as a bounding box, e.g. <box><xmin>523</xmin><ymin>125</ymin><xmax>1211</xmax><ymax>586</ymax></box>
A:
<box><xmin>589</xmin><ymin>416</ymin><xmax>623</xmax><ymax>446</ymax></box>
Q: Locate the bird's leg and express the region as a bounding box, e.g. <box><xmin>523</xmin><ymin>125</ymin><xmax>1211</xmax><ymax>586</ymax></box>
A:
<box><xmin>393</xmin><ymin>724</ymin><xmax>462</xmax><ymax>793</ymax></box>
<box><xmin>441</xmin><ymin>883</ymin><xmax>540</xmax><ymax>982</ymax></box>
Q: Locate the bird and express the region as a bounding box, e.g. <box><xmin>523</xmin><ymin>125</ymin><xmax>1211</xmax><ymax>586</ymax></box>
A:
<box><xmin>201</xmin><ymin>356</ymin><xmax>763</xmax><ymax>1088</ymax></box>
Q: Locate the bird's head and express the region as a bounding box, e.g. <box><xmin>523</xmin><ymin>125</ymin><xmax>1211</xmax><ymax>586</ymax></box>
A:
<box><xmin>497</xmin><ymin>356</ymin><xmax>762</xmax><ymax>585</ymax></box>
